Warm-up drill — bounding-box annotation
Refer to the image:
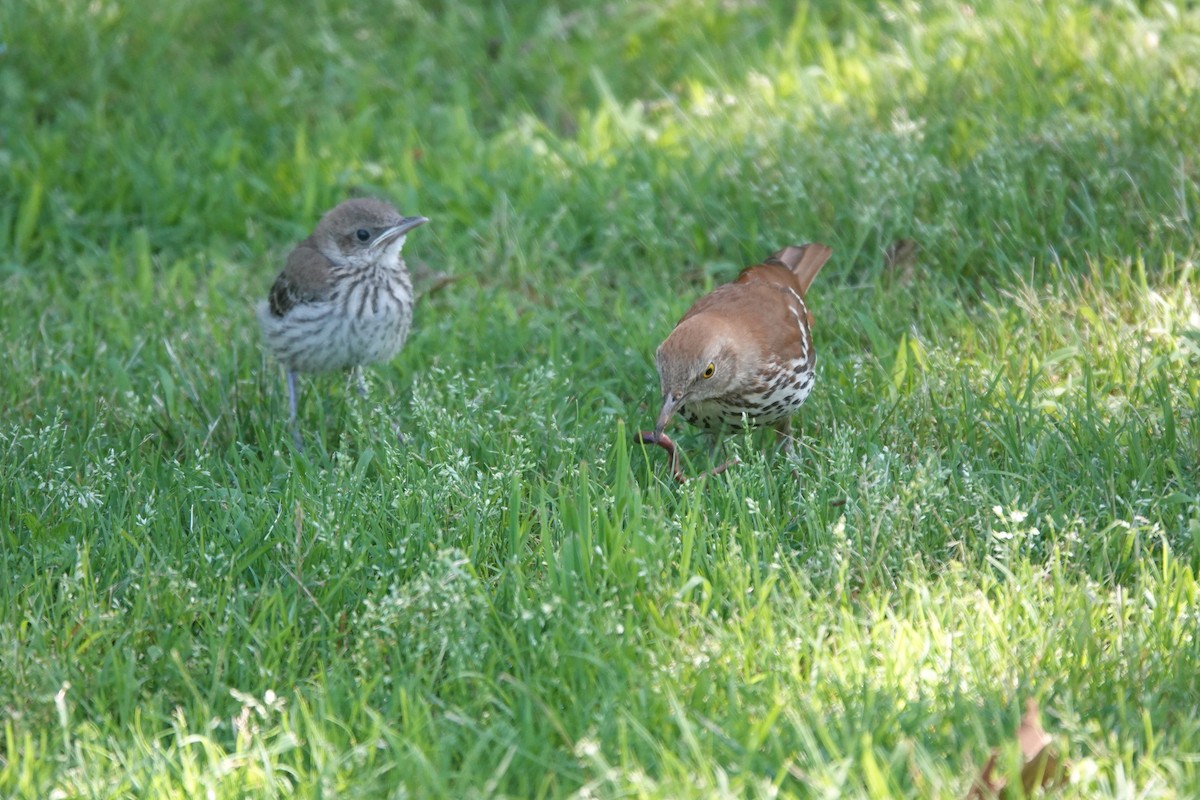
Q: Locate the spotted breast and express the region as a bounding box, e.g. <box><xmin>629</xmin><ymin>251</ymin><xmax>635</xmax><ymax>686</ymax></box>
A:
<box><xmin>653</xmin><ymin>243</ymin><xmax>832</xmax><ymax>449</ymax></box>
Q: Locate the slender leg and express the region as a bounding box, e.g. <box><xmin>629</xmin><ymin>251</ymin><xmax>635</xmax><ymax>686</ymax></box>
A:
<box><xmin>354</xmin><ymin>366</ymin><xmax>369</xmax><ymax>398</ymax></box>
<box><xmin>705</xmin><ymin>431</ymin><xmax>739</xmax><ymax>476</ymax></box>
<box><xmin>774</xmin><ymin>417</ymin><xmax>794</xmax><ymax>455</ymax></box>
<box><xmin>706</xmin><ymin>430</ymin><xmax>726</xmax><ymax>459</ymax></box>
<box><xmin>776</xmin><ymin>417</ymin><xmax>802</xmax><ymax>480</ymax></box>
<box><xmin>287</xmin><ymin>370</ymin><xmax>303</xmax><ymax>449</ymax></box>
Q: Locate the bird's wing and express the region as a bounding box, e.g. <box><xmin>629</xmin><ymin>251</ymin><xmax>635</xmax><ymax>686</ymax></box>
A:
<box><xmin>721</xmin><ymin>264</ymin><xmax>818</xmax><ymax>340</ymax></box>
<box><xmin>268</xmin><ymin>243</ymin><xmax>333</xmax><ymax>317</ymax></box>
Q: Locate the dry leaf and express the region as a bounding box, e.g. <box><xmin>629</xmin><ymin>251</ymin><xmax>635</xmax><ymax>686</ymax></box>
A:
<box><xmin>965</xmin><ymin>699</ymin><xmax>1068</xmax><ymax>800</ymax></box>
<box><xmin>1015</xmin><ymin>699</ymin><xmax>1067</xmax><ymax>795</ymax></box>
<box><xmin>966</xmin><ymin>752</ymin><xmax>1003</xmax><ymax>799</ymax></box>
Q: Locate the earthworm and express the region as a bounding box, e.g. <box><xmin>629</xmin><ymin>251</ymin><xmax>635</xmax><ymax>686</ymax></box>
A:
<box><xmin>637</xmin><ymin>431</ymin><xmax>737</xmax><ymax>483</ymax></box>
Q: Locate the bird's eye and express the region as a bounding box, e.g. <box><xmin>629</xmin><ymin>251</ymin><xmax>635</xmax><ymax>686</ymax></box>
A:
<box><xmin>702</xmin><ymin>363</ymin><xmax>715</xmax><ymax>379</ymax></box>
<box><xmin>355</xmin><ymin>229</ymin><xmax>371</xmax><ymax>242</ymax></box>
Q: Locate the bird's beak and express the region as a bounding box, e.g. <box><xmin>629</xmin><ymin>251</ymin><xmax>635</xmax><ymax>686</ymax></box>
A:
<box><xmin>375</xmin><ymin>215</ymin><xmax>429</xmax><ymax>246</ymax></box>
<box><xmin>654</xmin><ymin>391</ymin><xmax>684</xmax><ymax>439</ymax></box>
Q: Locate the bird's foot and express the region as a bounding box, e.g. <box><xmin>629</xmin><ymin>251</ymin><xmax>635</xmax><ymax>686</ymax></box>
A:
<box><xmin>707</xmin><ymin>457</ymin><xmax>740</xmax><ymax>478</ymax></box>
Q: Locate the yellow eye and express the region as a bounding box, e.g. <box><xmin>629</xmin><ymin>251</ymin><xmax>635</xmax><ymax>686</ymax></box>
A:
<box><xmin>702</xmin><ymin>363</ymin><xmax>715</xmax><ymax>379</ymax></box>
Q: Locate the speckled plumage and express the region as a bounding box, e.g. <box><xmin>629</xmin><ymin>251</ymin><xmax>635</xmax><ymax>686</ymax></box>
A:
<box><xmin>654</xmin><ymin>243</ymin><xmax>832</xmax><ymax>449</ymax></box>
<box><xmin>258</xmin><ymin>198</ymin><xmax>428</xmax><ymax>447</ymax></box>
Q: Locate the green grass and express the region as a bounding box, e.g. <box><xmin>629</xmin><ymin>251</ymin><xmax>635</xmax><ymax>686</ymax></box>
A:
<box><xmin>3</xmin><ymin>0</ymin><xmax>1200</xmax><ymax>796</ymax></box>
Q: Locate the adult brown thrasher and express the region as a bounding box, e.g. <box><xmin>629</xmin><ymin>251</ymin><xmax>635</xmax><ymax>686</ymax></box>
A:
<box><xmin>653</xmin><ymin>242</ymin><xmax>832</xmax><ymax>452</ymax></box>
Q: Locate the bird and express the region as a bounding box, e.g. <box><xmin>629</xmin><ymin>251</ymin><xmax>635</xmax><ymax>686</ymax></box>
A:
<box><xmin>653</xmin><ymin>242</ymin><xmax>833</xmax><ymax>453</ymax></box>
<box><xmin>258</xmin><ymin>197</ymin><xmax>429</xmax><ymax>448</ymax></box>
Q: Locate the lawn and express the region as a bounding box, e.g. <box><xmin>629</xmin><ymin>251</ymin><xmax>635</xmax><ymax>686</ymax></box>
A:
<box><xmin>2</xmin><ymin>0</ymin><xmax>1200</xmax><ymax>797</ymax></box>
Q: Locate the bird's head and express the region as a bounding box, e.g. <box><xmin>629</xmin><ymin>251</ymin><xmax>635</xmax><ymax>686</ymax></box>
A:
<box><xmin>314</xmin><ymin>198</ymin><xmax>428</xmax><ymax>267</ymax></box>
<box><xmin>653</xmin><ymin>316</ymin><xmax>746</xmax><ymax>437</ymax></box>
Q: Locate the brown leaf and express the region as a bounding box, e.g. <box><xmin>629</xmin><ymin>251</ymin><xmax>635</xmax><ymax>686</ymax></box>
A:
<box><xmin>964</xmin><ymin>700</ymin><xmax>1068</xmax><ymax>800</ymax></box>
<box><xmin>1015</xmin><ymin>699</ymin><xmax>1067</xmax><ymax>795</ymax></box>
<box><xmin>965</xmin><ymin>752</ymin><xmax>1003</xmax><ymax>799</ymax></box>
<box><xmin>1017</xmin><ymin>699</ymin><xmax>1052</xmax><ymax>759</ymax></box>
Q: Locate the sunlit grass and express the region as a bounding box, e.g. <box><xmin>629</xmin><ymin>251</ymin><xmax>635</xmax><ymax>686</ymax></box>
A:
<box><xmin>2</xmin><ymin>0</ymin><xmax>1199</xmax><ymax>797</ymax></box>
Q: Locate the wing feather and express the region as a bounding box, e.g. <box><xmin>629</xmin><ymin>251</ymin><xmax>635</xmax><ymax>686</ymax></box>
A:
<box><xmin>268</xmin><ymin>243</ymin><xmax>333</xmax><ymax>317</ymax></box>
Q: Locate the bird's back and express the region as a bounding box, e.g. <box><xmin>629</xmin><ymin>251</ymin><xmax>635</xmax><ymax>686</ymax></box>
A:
<box><xmin>679</xmin><ymin>242</ymin><xmax>830</xmax><ymax>320</ymax></box>
<box><xmin>676</xmin><ymin>264</ymin><xmax>813</xmax><ymax>357</ymax></box>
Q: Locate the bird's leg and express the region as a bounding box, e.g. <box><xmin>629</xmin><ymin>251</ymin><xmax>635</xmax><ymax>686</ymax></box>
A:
<box><xmin>350</xmin><ymin>367</ymin><xmax>404</xmax><ymax>445</ymax></box>
<box><xmin>774</xmin><ymin>417</ymin><xmax>804</xmax><ymax>481</ymax></box>
<box><xmin>287</xmin><ymin>370</ymin><xmax>303</xmax><ymax>450</ymax></box>
<box><xmin>773</xmin><ymin>417</ymin><xmax>794</xmax><ymax>455</ymax></box>
<box><xmin>707</xmin><ymin>430</ymin><xmax>740</xmax><ymax>475</ymax></box>
<box><xmin>706</xmin><ymin>430</ymin><xmax>726</xmax><ymax>460</ymax></box>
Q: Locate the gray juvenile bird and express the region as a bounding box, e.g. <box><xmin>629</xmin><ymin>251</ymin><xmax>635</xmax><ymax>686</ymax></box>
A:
<box><xmin>258</xmin><ymin>198</ymin><xmax>429</xmax><ymax>448</ymax></box>
<box><xmin>654</xmin><ymin>243</ymin><xmax>833</xmax><ymax>451</ymax></box>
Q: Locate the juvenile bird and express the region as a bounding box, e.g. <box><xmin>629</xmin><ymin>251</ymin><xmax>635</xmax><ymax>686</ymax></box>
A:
<box><xmin>654</xmin><ymin>243</ymin><xmax>833</xmax><ymax>452</ymax></box>
<box><xmin>258</xmin><ymin>198</ymin><xmax>429</xmax><ymax>448</ymax></box>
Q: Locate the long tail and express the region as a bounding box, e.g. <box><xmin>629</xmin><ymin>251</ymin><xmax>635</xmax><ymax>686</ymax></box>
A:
<box><xmin>769</xmin><ymin>243</ymin><xmax>832</xmax><ymax>295</ymax></box>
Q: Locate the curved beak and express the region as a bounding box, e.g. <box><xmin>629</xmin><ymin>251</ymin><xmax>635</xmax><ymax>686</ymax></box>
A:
<box><xmin>654</xmin><ymin>391</ymin><xmax>684</xmax><ymax>439</ymax></box>
<box><xmin>375</xmin><ymin>215</ymin><xmax>429</xmax><ymax>247</ymax></box>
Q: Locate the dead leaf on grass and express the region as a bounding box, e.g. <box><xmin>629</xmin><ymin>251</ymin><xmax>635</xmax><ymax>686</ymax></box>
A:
<box><xmin>966</xmin><ymin>699</ymin><xmax>1069</xmax><ymax>799</ymax></box>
